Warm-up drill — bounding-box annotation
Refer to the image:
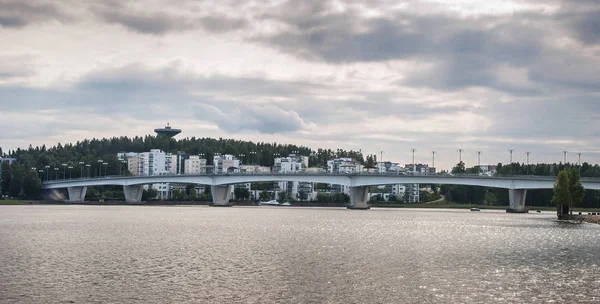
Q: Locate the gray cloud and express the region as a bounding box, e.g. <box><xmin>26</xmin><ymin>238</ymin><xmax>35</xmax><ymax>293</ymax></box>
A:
<box><xmin>92</xmin><ymin>4</ymin><xmax>247</xmax><ymax>35</ymax></box>
<box><xmin>192</xmin><ymin>102</ymin><xmax>307</xmax><ymax>133</ymax></box>
<box><xmin>0</xmin><ymin>0</ymin><xmax>73</xmax><ymax>27</ymax></box>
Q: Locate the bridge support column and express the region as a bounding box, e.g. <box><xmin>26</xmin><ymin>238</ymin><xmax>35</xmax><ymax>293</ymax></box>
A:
<box><xmin>211</xmin><ymin>185</ymin><xmax>233</xmax><ymax>207</ymax></box>
<box><xmin>506</xmin><ymin>189</ymin><xmax>528</xmax><ymax>213</ymax></box>
<box><xmin>347</xmin><ymin>186</ymin><xmax>370</xmax><ymax>210</ymax></box>
<box><xmin>123</xmin><ymin>185</ymin><xmax>143</xmax><ymax>203</ymax></box>
<box><xmin>67</xmin><ymin>187</ymin><xmax>87</xmax><ymax>203</ymax></box>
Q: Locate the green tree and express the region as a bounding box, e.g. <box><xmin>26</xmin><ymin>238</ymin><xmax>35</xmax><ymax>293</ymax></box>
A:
<box><xmin>259</xmin><ymin>190</ymin><xmax>270</xmax><ymax>201</ymax></box>
<box><xmin>1</xmin><ymin>161</ymin><xmax>11</xmax><ymax>195</ymax></box>
<box><xmin>552</xmin><ymin>170</ymin><xmax>571</xmax><ymax>215</ymax></box>
<box><xmin>451</xmin><ymin>161</ymin><xmax>466</xmax><ymax>174</ymax></box>
<box><xmin>234</xmin><ymin>187</ymin><xmax>250</xmax><ymax>201</ymax></box>
<box><xmin>22</xmin><ymin>170</ymin><xmax>42</xmax><ymax>199</ymax></box>
<box><xmin>568</xmin><ymin>168</ymin><xmax>584</xmax><ymax>209</ymax></box>
<box><xmin>8</xmin><ymin>163</ymin><xmax>24</xmax><ymax>198</ymax></box>
<box><xmin>277</xmin><ymin>191</ymin><xmax>287</xmax><ymax>202</ymax></box>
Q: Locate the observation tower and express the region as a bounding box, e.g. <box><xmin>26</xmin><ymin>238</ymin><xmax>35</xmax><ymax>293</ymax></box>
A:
<box><xmin>154</xmin><ymin>123</ymin><xmax>181</xmax><ymax>138</ymax></box>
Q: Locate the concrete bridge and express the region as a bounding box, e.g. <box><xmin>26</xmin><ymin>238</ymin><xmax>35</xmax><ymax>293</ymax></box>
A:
<box><xmin>41</xmin><ymin>173</ymin><xmax>600</xmax><ymax>211</ymax></box>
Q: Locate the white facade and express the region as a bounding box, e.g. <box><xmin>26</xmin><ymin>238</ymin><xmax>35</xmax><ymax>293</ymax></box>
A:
<box><xmin>240</xmin><ymin>165</ymin><xmax>271</xmax><ymax>174</ymax></box>
<box><xmin>327</xmin><ymin>158</ymin><xmax>363</xmax><ymax>174</ymax></box>
<box><xmin>184</xmin><ymin>155</ymin><xmax>207</xmax><ymax>174</ymax></box>
<box><xmin>274</xmin><ymin>154</ymin><xmax>313</xmax><ymax>200</ymax></box>
<box><xmin>213</xmin><ymin>154</ymin><xmax>241</xmax><ymax>173</ymax></box>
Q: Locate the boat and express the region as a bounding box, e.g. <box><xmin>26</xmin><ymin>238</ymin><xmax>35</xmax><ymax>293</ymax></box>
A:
<box><xmin>281</xmin><ymin>202</ymin><xmax>291</xmax><ymax>206</ymax></box>
<box><xmin>470</xmin><ymin>207</ymin><xmax>481</xmax><ymax>211</ymax></box>
<box><xmin>259</xmin><ymin>200</ymin><xmax>281</xmax><ymax>206</ymax></box>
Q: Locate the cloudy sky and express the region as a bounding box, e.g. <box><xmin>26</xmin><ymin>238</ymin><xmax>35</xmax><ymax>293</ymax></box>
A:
<box><xmin>1</xmin><ymin>0</ymin><xmax>599</xmax><ymax>170</ymax></box>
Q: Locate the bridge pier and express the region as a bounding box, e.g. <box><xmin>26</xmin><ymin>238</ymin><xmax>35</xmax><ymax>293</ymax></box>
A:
<box><xmin>506</xmin><ymin>189</ymin><xmax>528</xmax><ymax>213</ymax></box>
<box><xmin>211</xmin><ymin>185</ymin><xmax>233</xmax><ymax>207</ymax></box>
<box><xmin>67</xmin><ymin>186</ymin><xmax>87</xmax><ymax>203</ymax></box>
<box><xmin>347</xmin><ymin>186</ymin><xmax>370</xmax><ymax>210</ymax></box>
<box><xmin>123</xmin><ymin>185</ymin><xmax>143</xmax><ymax>203</ymax></box>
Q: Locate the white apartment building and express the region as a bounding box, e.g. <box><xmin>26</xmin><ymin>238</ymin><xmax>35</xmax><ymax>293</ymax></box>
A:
<box><xmin>273</xmin><ymin>154</ymin><xmax>313</xmax><ymax>200</ymax></box>
<box><xmin>240</xmin><ymin>165</ymin><xmax>271</xmax><ymax>174</ymax></box>
<box><xmin>213</xmin><ymin>154</ymin><xmax>241</xmax><ymax>173</ymax></box>
<box><xmin>123</xmin><ymin>149</ymin><xmax>174</xmax><ymax>200</ymax></box>
<box><xmin>327</xmin><ymin>158</ymin><xmax>364</xmax><ymax>194</ymax></box>
<box><xmin>184</xmin><ymin>155</ymin><xmax>207</xmax><ymax>174</ymax></box>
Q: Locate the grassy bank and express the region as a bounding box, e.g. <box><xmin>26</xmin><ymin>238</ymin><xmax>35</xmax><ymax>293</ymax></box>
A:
<box><xmin>0</xmin><ymin>200</ymin><xmax>31</xmax><ymax>205</ymax></box>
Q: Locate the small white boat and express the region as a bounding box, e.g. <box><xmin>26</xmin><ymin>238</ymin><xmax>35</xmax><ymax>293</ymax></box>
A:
<box><xmin>281</xmin><ymin>202</ymin><xmax>291</xmax><ymax>206</ymax></box>
<box><xmin>259</xmin><ymin>200</ymin><xmax>281</xmax><ymax>206</ymax></box>
<box><xmin>470</xmin><ymin>207</ymin><xmax>481</xmax><ymax>211</ymax></box>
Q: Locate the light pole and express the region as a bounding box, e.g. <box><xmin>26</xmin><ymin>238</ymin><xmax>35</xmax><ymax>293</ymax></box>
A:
<box><xmin>68</xmin><ymin>166</ymin><xmax>73</xmax><ymax>179</ymax></box>
<box><xmin>97</xmin><ymin>160</ymin><xmax>103</xmax><ymax>177</ymax></box>
<box><xmin>44</xmin><ymin>165</ymin><xmax>50</xmax><ymax>181</ymax></box>
<box><xmin>103</xmin><ymin>162</ymin><xmax>108</xmax><ymax>177</ymax></box>
<box><xmin>526</xmin><ymin>152</ymin><xmax>531</xmax><ymax>176</ymax></box>
<box><xmin>476</xmin><ymin>151</ymin><xmax>481</xmax><ymax>166</ymax></box>
<box><xmin>457</xmin><ymin>149</ymin><xmax>463</xmax><ymax>163</ymax></box>
<box><xmin>121</xmin><ymin>160</ymin><xmax>127</xmax><ymax>176</ymax></box>
<box><xmin>411</xmin><ymin>149</ymin><xmax>416</xmax><ymax>173</ymax></box>
<box><xmin>563</xmin><ymin>151</ymin><xmax>568</xmax><ymax>164</ymax></box>
<box><xmin>79</xmin><ymin>162</ymin><xmax>84</xmax><ymax>179</ymax></box>
<box><xmin>432</xmin><ymin>151</ymin><xmax>436</xmax><ymax>169</ymax></box>
<box><xmin>54</xmin><ymin>167</ymin><xmax>59</xmax><ymax>180</ymax></box>
<box><xmin>380</xmin><ymin>151</ymin><xmax>384</xmax><ymax>165</ymax></box>
<box><xmin>250</xmin><ymin>151</ymin><xmax>256</xmax><ymax>165</ymax></box>
<box><xmin>509</xmin><ymin>149</ymin><xmax>514</xmax><ymax>175</ymax></box>
<box><xmin>38</xmin><ymin>169</ymin><xmax>44</xmax><ymax>181</ymax></box>
<box><xmin>577</xmin><ymin>153</ymin><xmax>582</xmax><ymax>174</ymax></box>
<box><xmin>62</xmin><ymin>163</ymin><xmax>67</xmax><ymax>180</ymax></box>
<box><xmin>86</xmin><ymin>164</ymin><xmax>91</xmax><ymax>178</ymax></box>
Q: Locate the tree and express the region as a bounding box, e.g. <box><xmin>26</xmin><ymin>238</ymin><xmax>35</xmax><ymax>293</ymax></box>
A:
<box><xmin>1</xmin><ymin>161</ymin><xmax>11</xmax><ymax>195</ymax></box>
<box><xmin>277</xmin><ymin>191</ymin><xmax>287</xmax><ymax>202</ymax></box>
<box><xmin>452</xmin><ymin>161</ymin><xmax>466</xmax><ymax>174</ymax></box>
<box><xmin>234</xmin><ymin>187</ymin><xmax>250</xmax><ymax>201</ymax></box>
<box><xmin>552</xmin><ymin>170</ymin><xmax>571</xmax><ymax>215</ymax></box>
<box><xmin>22</xmin><ymin>170</ymin><xmax>42</xmax><ymax>199</ymax></box>
<box><xmin>568</xmin><ymin>168</ymin><xmax>584</xmax><ymax>209</ymax></box>
<box><xmin>8</xmin><ymin>163</ymin><xmax>24</xmax><ymax>198</ymax></box>
<box><xmin>259</xmin><ymin>190</ymin><xmax>270</xmax><ymax>201</ymax></box>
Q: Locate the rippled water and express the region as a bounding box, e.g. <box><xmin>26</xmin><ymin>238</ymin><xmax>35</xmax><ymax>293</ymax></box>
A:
<box><xmin>1</xmin><ymin>205</ymin><xmax>599</xmax><ymax>303</ymax></box>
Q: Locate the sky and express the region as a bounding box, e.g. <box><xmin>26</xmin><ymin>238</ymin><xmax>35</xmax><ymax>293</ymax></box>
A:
<box><xmin>0</xmin><ymin>0</ymin><xmax>599</xmax><ymax>170</ymax></box>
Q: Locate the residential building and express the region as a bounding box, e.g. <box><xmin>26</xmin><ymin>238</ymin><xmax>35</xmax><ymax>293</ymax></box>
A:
<box><xmin>213</xmin><ymin>154</ymin><xmax>241</xmax><ymax>173</ymax></box>
<box><xmin>327</xmin><ymin>158</ymin><xmax>363</xmax><ymax>194</ymax></box>
<box><xmin>184</xmin><ymin>155</ymin><xmax>207</xmax><ymax>175</ymax></box>
<box><xmin>240</xmin><ymin>165</ymin><xmax>271</xmax><ymax>174</ymax></box>
<box><xmin>274</xmin><ymin>154</ymin><xmax>313</xmax><ymax>201</ymax></box>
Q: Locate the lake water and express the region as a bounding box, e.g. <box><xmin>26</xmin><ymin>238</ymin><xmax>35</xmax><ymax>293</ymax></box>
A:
<box><xmin>1</xmin><ymin>205</ymin><xmax>599</xmax><ymax>303</ymax></box>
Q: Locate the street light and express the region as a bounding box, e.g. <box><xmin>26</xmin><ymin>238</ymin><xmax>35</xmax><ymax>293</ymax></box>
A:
<box><xmin>411</xmin><ymin>149</ymin><xmax>416</xmax><ymax>173</ymax></box>
<box><xmin>121</xmin><ymin>160</ymin><xmax>127</xmax><ymax>176</ymax></box>
<box><xmin>563</xmin><ymin>151</ymin><xmax>568</xmax><ymax>164</ymax></box>
<box><xmin>44</xmin><ymin>165</ymin><xmax>50</xmax><ymax>181</ymax></box>
<box><xmin>457</xmin><ymin>149</ymin><xmax>464</xmax><ymax>163</ymax></box>
<box><xmin>509</xmin><ymin>149</ymin><xmax>514</xmax><ymax>175</ymax></box>
<box><xmin>97</xmin><ymin>160</ymin><xmax>103</xmax><ymax>177</ymax></box>
<box><xmin>250</xmin><ymin>151</ymin><xmax>257</xmax><ymax>165</ymax></box>
<box><xmin>103</xmin><ymin>162</ymin><xmax>108</xmax><ymax>177</ymax></box>
<box><xmin>432</xmin><ymin>151</ymin><xmax>436</xmax><ymax>169</ymax></box>
<box><xmin>54</xmin><ymin>167</ymin><xmax>59</xmax><ymax>180</ymax></box>
<box><xmin>525</xmin><ymin>152</ymin><xmax>531</xmax><ymax>176</ymax></box>
<box><xmin>476</xmin><ymin>151</ymin><xmax>481</xmax><ymax>166</ymax></box>
<box><xmin>79</xmin><ymin>162</ymin><xmax>84</xmax><ymax>179</ymax></box>
<box><xmin>577</xmin><ymin>153</ymin><xmax>582</xmax><ymax>174</ymax></box>
<box><xmin>68</xmin><ymin>166</ymin><xmax>73</xmax><ymax>179</ymax></box>
<box><xmin>38</xmin><ymin>169</ymin><xmax>44</xmax><ymax>181</ymax></box>
<box><xmin>62</xmin><ymin>163</ymin><xmax>67</xmax><ymax>180</ymax></box>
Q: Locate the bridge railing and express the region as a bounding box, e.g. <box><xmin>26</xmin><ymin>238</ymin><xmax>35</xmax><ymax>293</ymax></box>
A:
<box><xmin>40</xmin><ymin>171</ymin><xmax>594</xmax><ymax>185</ymax></box>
